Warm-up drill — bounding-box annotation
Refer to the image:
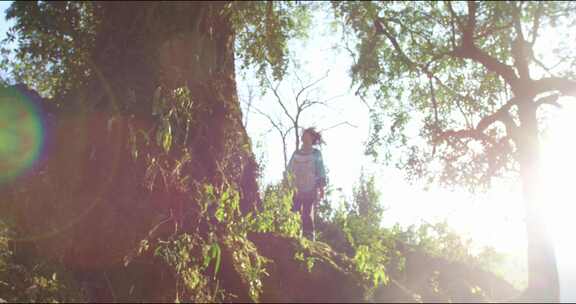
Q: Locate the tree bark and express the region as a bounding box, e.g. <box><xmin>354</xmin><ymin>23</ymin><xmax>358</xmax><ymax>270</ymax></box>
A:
<box><xmin>85</xmin><ymin>1</ymin><xmax>259</xmax><ymax>212</ymax></box>
<box><xmin>517</xmin><ymin>101</ymin><xmax>559</xmax><ymax>302</ymax></box>
<box><xmin>8</xmin><ymin>2</ymin><xmax>261</xmax><ymax>277</ymax></box>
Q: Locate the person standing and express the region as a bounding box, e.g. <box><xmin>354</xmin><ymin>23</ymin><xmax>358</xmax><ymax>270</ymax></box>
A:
<box><xmin>287</xmin><ymin>127</ymin><xmax>327</xmax><ymax>241</ymax></box>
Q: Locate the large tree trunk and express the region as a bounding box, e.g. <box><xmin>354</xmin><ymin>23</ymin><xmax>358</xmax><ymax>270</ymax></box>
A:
<box><xmin>517</xmin><ymin>102</ymin><xmax>559</xmax><ymax>302</ymax></box>
<box><xmin>85</xmin><ymin>0</ymin><xmax>258</xmax><ymax>254</ymax></box>
<box><xmin>86</xmin><ymin>1</ymin><xmax>260</xmax><ymax>211</ymax></box>
<box><xmin>8</xmin><ymin>2</ymin><xmax>260</xmax><ymax>293</ymax></box>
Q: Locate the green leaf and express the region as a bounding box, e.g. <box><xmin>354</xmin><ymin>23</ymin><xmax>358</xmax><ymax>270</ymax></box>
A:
<box><xmin>211</xmin><ymin>243</ymin><xmax>222</xmax><ymax>279</ymax></box>
<box><xmin>156</xmin><ymin>118</ymin><xmax>172</xmax><ymax>153</ymax></box>
<box><xmin>215</xmin><ymin>210</ymin><xmax>225</xmax><ymax>223</ymax></box>
<box><xmin>162</xmin><ymin>126</ymin><xmax>172</xmax><ymax>153</ymax></box>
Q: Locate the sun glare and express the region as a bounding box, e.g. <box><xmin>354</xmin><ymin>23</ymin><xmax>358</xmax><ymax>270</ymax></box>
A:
<box><xmin>540</xmin><ymin>104</ymin><xmax>576</xmax><ymax>240</ymax></box>
<box><xmin>539</xmin><ymin>102</ymin><xmax>576</xmax><ymax>300</ymax></box>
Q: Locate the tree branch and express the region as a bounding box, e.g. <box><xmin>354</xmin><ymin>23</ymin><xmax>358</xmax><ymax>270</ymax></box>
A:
<box><xmin>463</xmin><ymin>0</ymin><xmax>477</xmax><ymax>46</ymax></box>
<box><xmin>295</xmin><ymin>71</ymin><xmax>329</xmax><ymax>108</ymax></box>
<box><xmin>300</xmin><ymin>100</ymin><xmax>323</xmax><ymax>112</ymax></box>
<box><xmin>253</xmin><ymin>106</ymin><xmax>290</xmax><ymax>168</ymax></box>
<box><xmin>445</xmin><ymin>1</ymin><xmax>463</xmax><ymax>34</ymax></box>
<box><xmin>511</xmin><ymin>3</ymin><xmax>530</xmax><ymax>80</ymax></box>
<box><xmin>429</xmin><ymin>76</ymin><xmax>440</xmax><ymax>129</ymax></box>
<box><xmin>530</xmin><ymin>2</ymin><xmax>544</xmax><ymax>46</ymax></box>
<box><xmin>476</xmin><ymin>97</ymin><xmax>518</xmax><ymax>132</ymax></box>
<box><xmin>253</xmin><ymin>106</ymin><xmax>285</xmax><ymax>134</ymax></box>
<box><xmin>535</xmin><ymin>94</ymin><xmax>562</xmax><ymax>109</ymax></box>
<box><xmin>454</xmin><ymin>1</ymin><xmax>520</xmax><ymax>88</ymax></box>
<box><xmin>264</xmin><ymin>72</ymin><xmax>296</xmax><ymax>124</ymax></box>
<box><xmin>375</xmin><ymin>17</ymin><xmax>457</xmax><ymax>80</ymax></box>
<box><xmin>474</xmin><ymin>21</ymin><xmax>514</xmax><ymax>40</ymax></box>
<box><xmin>436</xmin><ymin>129</ymin><xmax>495</xmax><ymax>145</ymax></box>
<box><xmin>532</xmin><ymin>56</ymin><xmax>553</xmax><ymax>77</ymax></box>
<box><xmin>436</xmin><ymin>96</ymin><xmax>521</xmax><ymax>147</ymax></box>
<box><xmin>374</xmin><ymin>18</ymin><xmax>417</xmax><ymax>70</ymax></box>
<box><xmin>319</xmin><ymin>121</ymin><xmax>358</xmax><ymax>132</ymax></box>
<box><xmin>533</xmin><ymin>77</ymin><xmax>576</xmax><ymax>97</ymax></box>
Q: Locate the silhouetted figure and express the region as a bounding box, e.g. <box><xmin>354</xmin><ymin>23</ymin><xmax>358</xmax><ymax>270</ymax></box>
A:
<box><xmin>287</xmin><ymin>127</ymin><xmax>327</xmax><ymax>241</ymax></box>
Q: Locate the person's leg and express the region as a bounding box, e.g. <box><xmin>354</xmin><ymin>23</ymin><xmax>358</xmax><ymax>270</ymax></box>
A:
<box><xmin>292</xmin><ymin>192</ymin><xmax>302</xmax><ymax>213</ymax></box>
<box><xmin>301</xmin><ymin>193</ymin><xmax>315</xmax><ymax>241</ymax></box>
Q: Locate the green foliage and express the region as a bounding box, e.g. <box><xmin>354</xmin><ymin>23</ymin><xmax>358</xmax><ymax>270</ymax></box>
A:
<box><xmin>151</xmin><ymin>86</ymin><xmax>197</xmax><ymax>152</ymax></box>
<box><xmin>334</xmin><ymin>1</ymin><xmax>576</xmax><ymax>190</ymax></box>
<box><xmin>292</xmin><ymin>238</ymin><xmax>322</xmax><ymax>273</ymax></box>
<box><xmin>224</xmin><ymin>235</ymin><xmax>268</xmax><ymax>302</ymax></box>
<box><xmin>329</xmin><ymin>174</ymin><xmax>397</xmax><ymax>289</ymax></box>
<box><xmin>2</xmin><ymin>1</ymin><xmax>314</xmax><ymax>98</ymax></box>
<box><xmin>352</xmin><ymin>173</ymin><xmax>384</xmax><ymax>227</ymax></box>
<box><xmin>118</xmin><ymin>80</ymin><xmax>270</xmax><ymax>302</ymax></box>
<box><xmin>354</xmin><ymin>244</ymin><xmax>388</xmax><ymax>287</ymax></box>
<box><xmin>392</xmin><ymin>220</ymin><xmax>507</xmax><ymax>277</ymax></box>
<box><xmin>0</xmin><ymin>222</ymin><xmax>84</xmax><ymax>303</ymax></box>
<box><xmin>0</xmin><ymin>1</ymin><xmax>524</xmax><ymax>302</ymax></box>
<box><xmin>246</xmin><ymin>182</ymin><xmax>301</xmax><ymax>238</ymax></box>
<box><xmin>194</xmin><ymin>183</ymin><xmax>268</xmax><ymax>302</ymax></box>
<box><xmin>395</xmin><ymin>221</ymin><xmax>472</xmax><ymax>262</ymax></box>
<box><xmin>2</xmin><ymin>1</ymin><xmax>98</xmax><ymax>97</ymax></box>
<box><xmin>228</xmin><ymin>1</ymin><xmax>313</xmax><ymax>82</ymax></box>
<box><xmin>315</xmin><ymin>183</ymin><xmax>338</xmax><ymax>224</ymax></box>
<box><xmin>129</xmin><ymin>180</ymin><xmax>270</xmax><ymax>302</ymax></box>
<box><xmin>151</xmin><ymin>233</ymin><xmax>227</xmax><ymax>303</ymax></box>
<box><xmin>324</xmin><ymin>174</ymin><xmax>506</xmax><ymax>292</ymax></box>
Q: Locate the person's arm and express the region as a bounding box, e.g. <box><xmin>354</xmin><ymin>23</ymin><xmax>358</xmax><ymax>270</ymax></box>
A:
<box><xmin>315</xmin><ymin>150</ymin><xmax>327</xmax><ymax>198</ymax></box>
<box><xmin>284</xmin><ymin>152</ymin><xmax>296</xmax><ymax>185</ymax></box>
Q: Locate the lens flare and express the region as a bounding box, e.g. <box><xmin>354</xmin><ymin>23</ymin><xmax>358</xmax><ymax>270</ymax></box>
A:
<box><xmin>0</xmin><ymin>86</ymin><xmax>44</xmax><ymax>182</ymax></box>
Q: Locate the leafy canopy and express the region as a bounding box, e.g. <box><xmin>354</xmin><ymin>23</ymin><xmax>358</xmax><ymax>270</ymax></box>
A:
<box><xmin>334</xmin><ymin>1</ymin><xmax>576</xmax><ymax>190</ymax></box>
<box><xmin>2</xmin><ymin>1</ymin><xmax>312</xmax><ymax>98</ymax></box>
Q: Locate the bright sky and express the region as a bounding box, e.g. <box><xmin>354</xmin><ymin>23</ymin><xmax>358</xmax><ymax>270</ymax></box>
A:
<box><xmin>2</xmin><ymin>1</ymin><xmax>576</xmax><ymax>299</ymax></box>
<box><xmin>238</xmin><ymin>4</ymin><xmax>527</xmax><ymax>252</ymax></box>
<box><xmin>237</xmin><ymin>5</ymin><xmax>576</xmax><ymax>296</ymax></box>
<box><xmin>0</xmin><ymin>2</ymin><xmax>13</xmax><ymax>82</ymax></box>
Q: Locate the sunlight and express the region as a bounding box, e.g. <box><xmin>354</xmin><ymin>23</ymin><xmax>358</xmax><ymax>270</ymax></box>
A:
<box><xmin>539</xmin><ymin>102</ymin><xmax>576</xmax><ymax>301</ymax></box>
<box><xmin>540</xmin><ymin>103</ymin><xmax>576</xmax><ymax>248</ymax></box>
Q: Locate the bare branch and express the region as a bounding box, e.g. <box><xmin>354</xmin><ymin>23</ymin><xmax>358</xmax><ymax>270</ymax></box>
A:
<box><xmin>532</xmin><ymin>56</ymin><xmax>554</xmax><ymax>77</ymax></box>
<box><xmin>264</xmin><ymin>72</ymin><xmax>296</xmax><ymax>124</ymax></box>
<box><xmin>306</xmin><ymin>93</ymin><xmax>348</xmax><ymax>110</ymax></box>
<box><xmin>300</xmin><ymin>93</ymin><xmax>346</xmax><ymax>112</ymax></box>
<box><xmin>241</xmin><ymin>84</ymin><xmax>256</xmax><ymax>128</ymax></box>
<box><xmin>253</xmin><ymin>106</ymin><xmax>290</xmax><ymax>168</ymax></box>
<box><xmin>300</xmin><ymin>100</ymin><xmax>324</xmax><ymax>112</ymax></box>
<box><xmin>289</xmin><ymin>56</ymin><xmax>306</xmax><ymax>90</ymax></box>
<box><xmin>253</xmin><ymin>106</ymin><xmax>284</xmax><ymax>134</ymax></box>
<box><xmin>295</xmin><ymin>71</ymin><xmax>330</xmax><ymax>108</ymax></box>
<box><xmin>319</xmin><ymin>121</ymin><xmax>358</xmax><ymax>132</ymax></box>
